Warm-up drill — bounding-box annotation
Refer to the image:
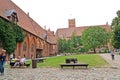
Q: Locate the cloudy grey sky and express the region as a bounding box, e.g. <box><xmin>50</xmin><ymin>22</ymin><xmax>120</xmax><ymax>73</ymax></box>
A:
<box><xmin>11</xmin><ymin>0</ymin><xmax>120</xmax><ymax>32</ymax></box>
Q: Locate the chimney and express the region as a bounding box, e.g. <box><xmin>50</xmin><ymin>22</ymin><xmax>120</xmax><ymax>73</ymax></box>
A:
<box><xmin>27</xmin><ymin>12</ymin><xmax>29</xmax><ymax>16</ymax></box>
<box><xmin>106</xmin><ymin>22</ymin><xmax>108</xmax><ymax>25</ymax></box>
<box><xmin>68</xmin><ymin>19</ymin><xmax>76</xmax><ymax>28</ymax></box>
<box><xmin>44</xmin><ymin>25</ymin><xmax>46</xmax><ymax>30</ymax></box>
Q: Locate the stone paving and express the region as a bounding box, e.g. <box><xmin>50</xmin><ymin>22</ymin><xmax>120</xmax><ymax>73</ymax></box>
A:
<box><xmin>100</xmin><ymin>53</ymin><xmax>120</xmax><ymax>68</ymax></box>
<box><xmin>1</xmin><ymin>54</ymin><xmax>120</xmax><ymax>80</ymax></box>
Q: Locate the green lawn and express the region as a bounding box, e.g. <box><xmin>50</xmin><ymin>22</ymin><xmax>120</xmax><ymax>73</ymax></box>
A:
<box><xmin>27</xmin><ymin>54</ymin><xmax>109</xmax><ymax>68</ymax></box>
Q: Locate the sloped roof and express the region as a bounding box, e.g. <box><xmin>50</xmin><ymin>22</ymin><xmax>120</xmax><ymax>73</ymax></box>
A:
<box><xmin>56</xmin><ymin>25</ymin><xmax>111</xmax><ymax>38</ymax></box>
<box><xmin>0</xmin><ymin>0</ymin><xmax>56</xmax><ymax>44</ymax></box>
<box><xmin>47</xmin><ymin>30</ymin><xmax>57</xmax><ymax>44</ymax></box>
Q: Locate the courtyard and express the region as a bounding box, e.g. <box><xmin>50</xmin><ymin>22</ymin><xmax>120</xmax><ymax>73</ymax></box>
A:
<box><xmin>1</xmin><ymin>54</ymin><xmax>120</xmax><ymax>80</ymax></box>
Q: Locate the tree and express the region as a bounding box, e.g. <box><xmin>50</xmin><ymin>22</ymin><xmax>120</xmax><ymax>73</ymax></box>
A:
<box><xmin>0</xmin><ymin>17</ymin><xmax>25</xmax><ymax>53</ymax></box>
<box><xmin>111</xmin><ymin>10</ymin><xmax>120</xmax><ymax>49</ymax></box>
<box><xmin>58</xmin><ymin>38</ymin><xmax>68</xmax><ymax>53</ymax></box>
<box><xmin>69</xmin><ymin>32</ymin><xmax>82</xmax><ymax>53</ymax></box>
<box><xmin>58</xmin><ymin>32</ymin><xmax>83</xmax><ymax>53</ymax></box>
<box><xmin>81</xmin><ymin>26</ymin><xmax>110</xmax><ymax>53</ymax></box>
<box><xmin>13</xmin><ymin>24</ymin><xmax>25</xmax><ymax>42</ymax></box>
<box><xmin>0</xmin><ymin>18</ymin><xmax>16</xmax><ymax>53</ymax></box>
<box><xmin>3</xmin><ymin>28</ymin><xmax>16</xmax><ymax>53</ymax></box>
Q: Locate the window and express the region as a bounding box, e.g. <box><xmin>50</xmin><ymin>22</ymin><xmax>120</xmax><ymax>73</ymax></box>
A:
<box><xmin>31</xmin><ymin>44</ymin><xmax>34</xmax><ymax>52</ymax></box>
<box><xmin>53</xmin><ymin>45</ymin><xmax>55</xmax><ymax>49</ymax></box>
<box><xmin>23</xmin><ymin>42</ymin><xmax>27</xmax><ymax>51</ymax></box>
<box><xmin>37</xmin><ymin>40</ymin><xmax>39</xmax><ymax>47</ymax></box>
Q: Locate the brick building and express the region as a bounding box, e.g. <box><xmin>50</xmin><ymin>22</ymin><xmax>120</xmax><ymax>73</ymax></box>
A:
<box><xmin>0</xmin><ymin>0</ymin><xmax>57</xmax><ymax>58</ymax></box>
<box><xmin>0</xmin><ymin>0</ymin><xmax>112</xmax><ymax>59</ymax></box>
<box><xmin>56</xmin><ymin>19</ymin><xmax>112</xmax><ymax>50</ymax></box>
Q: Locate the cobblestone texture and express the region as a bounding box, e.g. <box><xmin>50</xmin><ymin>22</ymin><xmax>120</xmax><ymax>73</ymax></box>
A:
<box><xmin>1</xmin><ymin>54</ymin><xmax>120</xmax><ymax>80</ymax></box>
<box><xmin>1</xmin><ymin>67</ymin><xmax>120</xmax><ymax>80</ymax></box>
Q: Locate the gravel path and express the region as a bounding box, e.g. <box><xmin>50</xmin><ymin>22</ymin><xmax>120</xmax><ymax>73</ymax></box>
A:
<box><xmin>1</xmin><ymin>54</ymin><xmax>120</xmax><ymax>80</ymax></box>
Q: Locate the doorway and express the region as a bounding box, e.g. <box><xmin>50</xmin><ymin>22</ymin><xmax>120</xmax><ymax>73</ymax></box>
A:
<box><xmin>36</xmin><ymin>49</ymin><xmax>43</xmax><ymax>58</ymax></box>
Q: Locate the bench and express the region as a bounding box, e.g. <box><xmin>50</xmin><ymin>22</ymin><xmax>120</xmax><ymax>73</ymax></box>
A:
<box><xmin>60</xmin><ymin>63</ymin><xmax>89</xmax><ymax>69</ymax></box>
<box><xmin>10</xmin><ymin>62</ymin><xmax>30</xmax><ymax>68</ymax></box>
<box><xmin>66</xmin><ymin>58</ymin><xmax>78</xmax><ymax>63</ymax></box>
<box><xmin>37</xmin><ymin>58</ymin><xmax>46</xmax><ymax>63</ymax></box>
<box><xmin>32</xmin><ymin>58</ymin><xmax>46</xmax><ymax>63</ymax></box>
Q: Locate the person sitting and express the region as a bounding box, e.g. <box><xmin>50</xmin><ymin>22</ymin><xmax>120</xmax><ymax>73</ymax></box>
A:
<box><xmin>20</xmin><ymin>55</ymin><xmax>26</xmax><ymax>66</ymax></box>
<box><xmin>10</xmin><ymin>58</ymin><xmax>16</xmax><ymax>66</ymax></box>
<box><xmin>13</xmin><ymin>56</ymin><xmax>21</xmax><ymax>67</ymax></box>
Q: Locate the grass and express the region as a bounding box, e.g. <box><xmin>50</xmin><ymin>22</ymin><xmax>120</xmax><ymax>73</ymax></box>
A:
<box><xmin>26</xmin><ymin>54</ymin><xmax>109</xmax><ymax>68</ymax></box>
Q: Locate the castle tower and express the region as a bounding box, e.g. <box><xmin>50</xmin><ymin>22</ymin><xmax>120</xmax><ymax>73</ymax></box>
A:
<box><xmin>68</xmin><ymin>18</ymin><xmax>76</xmax><ymax>28</ymax></box>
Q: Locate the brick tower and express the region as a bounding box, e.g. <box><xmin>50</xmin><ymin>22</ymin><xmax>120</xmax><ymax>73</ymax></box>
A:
<box><xmin>68</xmin><ymin>19</ymin><xmax>76</xmax><ymax>28</ymax></box>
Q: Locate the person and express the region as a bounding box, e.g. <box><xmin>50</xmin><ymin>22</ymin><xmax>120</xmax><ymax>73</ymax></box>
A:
<box><xmin>110</xmin><ymin>49</ymin><xmax>115</xmax><ymax>60</ymax></box>
<box><xmin>13</xmin><ymin>56</ymin><xmax>21</xmax><ymax>67</ymax></box>
<box><xmin>10</xmin><ymin>58</ymin><xmax>16</xmax><ymax>67</ymax></box>
<box><xmin>118</xmin><ymin>49</ymin><xmax>120</xmax><ymax>55</ymax></box>
<box><xmin>20</xmin><ymin>55</ymin><xmax>26</xmax><ymax>66</ymax></box>
<box><xmin>0</xmin><ymin>49</ymin><xmax>6</xmax><ymax>75</ymax></box>
<box><xmin>9</xmin><ymin>53</ymin><xmax>13</xmax><ymax>63</ymax></box>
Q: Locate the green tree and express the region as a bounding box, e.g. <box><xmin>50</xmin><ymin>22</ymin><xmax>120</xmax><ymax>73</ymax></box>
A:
<box><xmin>13</xmin><ymin>23</ymin><xmax>25</xmax><ymax>42</ymax></box>
<box><xmin>0</xmin><ymin>17</ymin><xmax>25</xmax><ymax>53</ymax></box>
<box><xmin>58</xmin><ymin>38</ymin><xmax>67</xmax><ymax>53</ymax></box>
<box><xmin>111</xmin><ymin>10</ymin><xmax>120</xmax><ymax>49</ymax></box>
<box><xmin>69</xmin><ymin>32</ymin><xmax>82</xmax><ymax>53</ymax></box>
<box><xmin>0</xmin><ymin>18</ymin><xmax>16</xmax><ymax>53</ymax></box>
<box><xmin>3</xmin><ymin>28</ymin><xmax>16</xmax><ymax>53</ymax></box>
<box><xmin>58</xmin><ymin>32</ymin><xmax>83</xmax><ymax>53</ymax></box>
<box><xmin>81</xmin><ymin>26</ymin><xmax>110</xmax><ymax>53</ymax></box>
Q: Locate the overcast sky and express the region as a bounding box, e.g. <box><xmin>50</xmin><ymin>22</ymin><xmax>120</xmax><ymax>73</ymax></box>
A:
<box><xmin>11</xmin><ymin>0</ymin><xmax>120</xmax><ymax>32</ymax></box>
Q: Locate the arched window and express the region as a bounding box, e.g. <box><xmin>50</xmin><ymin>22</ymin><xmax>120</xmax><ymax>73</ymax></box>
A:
<box><xmin>37</xmin><ymin>40</ymin><xmax>39</xmax><ymax>47</ymax></box>
<box><xmin>31</xmin><ymin>44</ymin><xmax>34</xmax><ymax>52</ymax></box>
<box><xmin>23</xmin><ymin>42</ymin><xmax>27</xmax><ymax>51</ymax></box>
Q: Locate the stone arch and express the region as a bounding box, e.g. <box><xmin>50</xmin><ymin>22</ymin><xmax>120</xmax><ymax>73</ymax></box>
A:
<box><xmin>21</xmin><ymin>33</ymin><xmax>30</xmax><ymax>58</ymax></box>
<box><xmin>36</xmin><ymin>39</ymin><xmax>44</xmax><ymax>58</ymax></box>
<box><xmin>14</xmin><ymin>32</ymin><xmax>30</xmax><ymax>58</ymax></box>
<box><xmin>39</xmin><ymin>39</ymin><xmax>44</xmax><ymax>49</ymax></box>
<box><xmin>29</xmin><ymin>36</ymin><xmax>36</xmax><ymax>58</ymax></box>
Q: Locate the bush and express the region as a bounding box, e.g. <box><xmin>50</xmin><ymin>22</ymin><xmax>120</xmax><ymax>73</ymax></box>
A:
<box><xmin>99</xmin><ymin>48</ymin><xmax>109</xmax><ymax>53</ymax></box>
<box><xmin>79</xmin><ymin>48</ymin><xmax>88</xmax><ymax>53</ymax></box>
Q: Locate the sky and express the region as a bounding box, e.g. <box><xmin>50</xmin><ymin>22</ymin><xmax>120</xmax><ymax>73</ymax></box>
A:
<box><xmin>11</xmin><ymin>0</ymin><xmax>120</xmax><ymax>32</ymax></box>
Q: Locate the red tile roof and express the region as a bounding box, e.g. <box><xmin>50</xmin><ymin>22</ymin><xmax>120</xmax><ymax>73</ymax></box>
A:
<box><xmin>56</xmin><ymin>25</ymin><xmax>111</xmax><ymax>38</ymax></box>
<box><xmin>0</xmin><ymin>0</ymin><xmax>56</xmax><ymax>44</ymax></box>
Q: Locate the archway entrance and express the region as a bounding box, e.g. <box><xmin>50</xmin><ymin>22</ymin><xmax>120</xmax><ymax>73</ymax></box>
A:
<box><xmin>36</xmin><ymin>49</ymin><xmax>43</xmax><ymax>58</ymax></box>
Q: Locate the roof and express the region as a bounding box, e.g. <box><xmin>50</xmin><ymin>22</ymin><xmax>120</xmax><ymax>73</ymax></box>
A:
<box><xmin>56</xmin><ymin>24</ymin><xmax>111</xmax><ymax>38</ymax></box>
<box><xmin>0</xmin><ymin>0</ymin><xmax>56</xmax><ymax>44</ymax></box>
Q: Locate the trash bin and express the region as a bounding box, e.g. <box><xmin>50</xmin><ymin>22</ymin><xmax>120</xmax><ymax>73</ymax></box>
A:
<box><xmin>32</xmin><ymin>58</ymin><xmax>37</xmax><ymax>68</ymax></box>
<box><xmin>66</xmin><ymin>58</ymin><xmax>78</xmax><ymax>63</ymax></box>
<box><xmin>71</xmin><ymin>58</ymin><xmax>77</xmax><ymax>63</ymax></box>
<box><xmin>66</xmin><ymin>58</ymin><xmax>70</xmax><ymax>63</ymax></box>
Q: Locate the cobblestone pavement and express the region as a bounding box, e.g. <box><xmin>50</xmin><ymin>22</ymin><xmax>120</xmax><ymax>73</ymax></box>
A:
<box><xmin>100</xmin><ymin>53</ymin><xmax>120</xmax><ymax>68</ymax></box>
<box><xmin>1</xmin><ymin>67</ymin><xmax>120</xmax><ymax>80</ymax></box>
<box><xmin>1</xmin><ymin>54</ymin><xmax>120</xmax><ymax>80</ymax></box>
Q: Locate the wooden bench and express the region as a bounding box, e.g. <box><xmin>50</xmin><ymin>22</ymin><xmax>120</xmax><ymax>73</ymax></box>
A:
<box><xmin>10</xmin><ymin>62</ymin><xmax>30</xmax><ymax>68</ymax></box>
<box><xmin>34</xmin><ymin>58</ymin><xmax>46</xmax><ymax>63</ymax></box>
<box><xmin>60</xmin><ymin>63</ymin><xmax>89</xmax><ymax>69</ymax></box>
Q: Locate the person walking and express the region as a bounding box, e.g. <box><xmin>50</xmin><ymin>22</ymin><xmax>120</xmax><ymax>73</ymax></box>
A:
<box><xmin>110</xmin><ymin>49</ymin><xmax>115</xmax><ymax>60</ymax></box>
<box><xmin>0</xmin><ymin>49</ymin><xmax>6</xmax><ymax>75</ymax></box>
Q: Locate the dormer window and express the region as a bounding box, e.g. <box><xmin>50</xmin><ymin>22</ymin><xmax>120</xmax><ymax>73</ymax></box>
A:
<box><xmin>5</xmin><ymin>9</ymin><xmax>18</xmax><ymax>23</ymax></box>
<box><xmin>42</xmin><ymin>33</ymin><xmax>47</xmax><ymax>41</ymax></box>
